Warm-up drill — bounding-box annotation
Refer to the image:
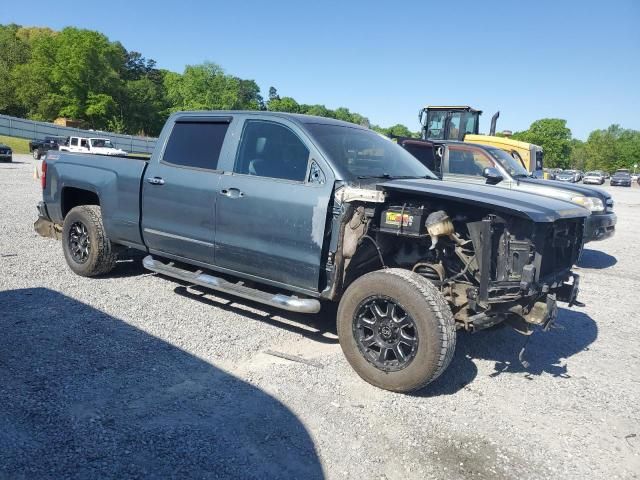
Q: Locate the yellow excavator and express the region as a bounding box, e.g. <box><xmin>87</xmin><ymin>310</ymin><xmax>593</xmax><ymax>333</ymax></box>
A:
<box><xmin>418</xmin><ymin>106</ymin><xmax>544</xmax><ymax>176</ymax></box>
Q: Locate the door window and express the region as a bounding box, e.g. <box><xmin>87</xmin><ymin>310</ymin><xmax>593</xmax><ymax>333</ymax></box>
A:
<box><xmin>80</xmin><ymin>139</ymin><xmax>88</xmax><ymax>149</ymax></box>
<box><xmin>426</xmin><ymin>111</ymin><xmax>445</xmax><ymax>139</ymax></box>
<box><xmin>70</xmin><ymin>138</ymin><xmax>78</xmax><ymax>147</ymax></box>
<box><xmin>162</xmin><ymin>121</ymin><xmax>230</xmax><ymax>170</ymax></box>
<box><xmin>448</xmin><ymin>146</ymin><xmax>495</xmax><ymax>176</ymax></box>
<box><xmin>447</xmin><ymin>113</ymin><xmax>462</xmax><ymax>140</ymax></box>
<box><xmin>234</xmin><ymin>120</ymin><xmax>309</xmax><ymax>182</ymax></box>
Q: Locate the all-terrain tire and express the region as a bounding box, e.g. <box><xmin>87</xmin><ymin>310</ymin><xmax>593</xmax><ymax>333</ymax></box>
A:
<box><xmin>337</xmin><ymin>268</ymin><xmax>456</xmax><ymax>393</ymax></box>
<box><xmin>62</xmin><ymin>205</ymin><xmax>117</xmax><ymax>277</ymax></box>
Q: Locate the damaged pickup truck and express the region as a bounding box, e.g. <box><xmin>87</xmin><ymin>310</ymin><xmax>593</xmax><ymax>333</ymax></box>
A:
<box><xmin>35</xmin><ymin>112</ymin><xmax>587</xmax><ymax>392</ymax></box>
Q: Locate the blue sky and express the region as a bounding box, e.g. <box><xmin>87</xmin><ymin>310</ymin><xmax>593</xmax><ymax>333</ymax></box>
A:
<box><xmin>2</xmin><ymin>0</ymin><xmax>639</xmax><ymax>139</ymax></box>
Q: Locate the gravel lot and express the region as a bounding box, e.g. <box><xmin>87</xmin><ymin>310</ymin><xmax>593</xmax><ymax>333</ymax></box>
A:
<box><xmin>1</xmin><ymin>154</ymin><xmax>639</xmax><ymax>479</ymax></box>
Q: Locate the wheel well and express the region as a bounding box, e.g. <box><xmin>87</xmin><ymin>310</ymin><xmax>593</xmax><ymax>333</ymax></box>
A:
<box><xmin>62</xmin><ymin>187</ymin><xmax>100</xmax><ymax>218</ymax></box>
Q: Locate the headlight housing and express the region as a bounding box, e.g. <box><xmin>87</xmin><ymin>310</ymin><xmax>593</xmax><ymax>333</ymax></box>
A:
<box><xmin>572</xmin><ymin>196</ymin><xmax>605</xmax><ymax>212</ymax></box>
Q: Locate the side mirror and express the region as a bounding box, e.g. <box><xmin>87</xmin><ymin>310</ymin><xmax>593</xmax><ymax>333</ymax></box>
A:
<box><xmin>483</xmin><ymin>167</ymin><xmax>503</xmax><ymax>185</ymax></box>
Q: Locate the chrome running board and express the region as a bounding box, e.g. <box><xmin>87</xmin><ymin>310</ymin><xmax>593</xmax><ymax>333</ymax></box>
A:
<box><xmin>142</xmin><ymin>255</ymin><xmax>321</xmax><ymax>314</ymax></box>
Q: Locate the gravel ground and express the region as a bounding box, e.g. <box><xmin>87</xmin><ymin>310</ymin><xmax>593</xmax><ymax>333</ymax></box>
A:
<box><xmin>1</xmin><ymin>154</ymin><xmax>639</xmax><ymax>479</ymax></box>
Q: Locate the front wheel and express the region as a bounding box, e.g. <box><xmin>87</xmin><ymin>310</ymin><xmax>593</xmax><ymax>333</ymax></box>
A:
<box><xmin>337</xmin><ymin>268</ymin><xmax>456</xmax><ymax>393</ymax></box>
<box><xmin>32</xmin><ymin>149</ymin><xmax>40</xmax><ymax>160</ymax></box>
<box><xmin>62</xmin><ymin>205</ymin><xmax>117</xmax><ymax>277</ymax></box>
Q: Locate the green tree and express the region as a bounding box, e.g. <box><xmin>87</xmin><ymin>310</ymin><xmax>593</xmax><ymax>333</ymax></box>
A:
<box><xmin>585</xmin><ymin>125</ymin><xmax>640</xmax><ymax>172</ymax></box>
<box><xmin>569</xmin><ymin>139</ymin><xmax>587</xmax><ymax>170</ymax></box>
<box><xmin>164</xmin><ymin>62</ymin><xmax>262</xmax><ymax>113</ymax></box>
<box><xmin>0</xmin><ymin>24</ymin><xmax>31</xmax><ymax>115</ymax></box>
<box><xmin>266</xmin><ymin>96</ymin><xmax>301</xmax><ymax>113</ymax></box>
<box><xmin>512</xmin><ymin>118</ymin><xmax>572</xmax><ymax>168</ymax></box>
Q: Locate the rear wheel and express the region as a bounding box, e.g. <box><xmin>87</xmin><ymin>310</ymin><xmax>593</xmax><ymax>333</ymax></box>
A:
<box><xmin>62</xmin><ymin>205</ymin><xmax>117</xmax><ymax>277</ymax></box>
<box><xmin>32</xmin><ymin>149</ymin><xmax>40</xmax><ymax>160</ymax></box>
<box><xmin>337</xmin><ymin>268</ymin><xmax>456</xmax><ymax>393</ymax></box>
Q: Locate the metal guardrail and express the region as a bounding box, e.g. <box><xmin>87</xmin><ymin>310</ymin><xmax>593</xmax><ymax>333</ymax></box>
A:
<box><xmin>0</xmin><ymin>114</ymin><xmax>157</xmax><ymax>154</ymax></box>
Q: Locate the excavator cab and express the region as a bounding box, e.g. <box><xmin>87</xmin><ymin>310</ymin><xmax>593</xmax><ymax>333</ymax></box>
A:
<box><xmin>419</xmin><ymin>105</ymin><xmax>544</xmax><ymax>176</ymax></box>
<box><xmin>419</xmin><ymin>106</ymin><xmax>487</xmax><ymax>141</ymax></box>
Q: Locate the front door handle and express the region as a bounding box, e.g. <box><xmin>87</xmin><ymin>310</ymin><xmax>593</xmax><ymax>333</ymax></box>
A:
<box><xmin>147</xmin><ymin>177</ymin><xmax>165</xmax><ymax>185</ymax></box>
<box><xmin>220</xmin><ymin>187</ymin><xmax>244</xmax><ymax>198</ymax></box>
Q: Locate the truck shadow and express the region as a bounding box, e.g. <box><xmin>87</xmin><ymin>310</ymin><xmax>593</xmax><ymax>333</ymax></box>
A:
<box><xmin>417</xmin><ymin>308</ymin><xmax>598</xmax><ymax>397</ymax></box>
<box><xmin>577</xmin><ymin>248</ymin><xmax>617</xmax><ymax>269</ymax></box>
<box><xmin>172</xmin><ymin>284</ymin><xmax>339</xmax><ymax>345</ymax></box>
<box><xmin>0</xmin><ymin>288</ymin><xmax>324</xmax><ymax>479</ymax></box>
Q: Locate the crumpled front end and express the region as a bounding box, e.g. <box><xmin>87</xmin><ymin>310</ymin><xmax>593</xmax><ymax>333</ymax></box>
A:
<box><xmin>453</xmin><ymin>215</ymin><xmax>584</xmax><ymax>332</ymax></box>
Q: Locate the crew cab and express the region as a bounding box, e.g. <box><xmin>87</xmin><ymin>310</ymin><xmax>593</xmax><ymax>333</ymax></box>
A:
<box><xmin>29</xmin><ymin>136</ymin><xmax>68</xmax><ymax>160</ymax></box>
<box><xmin>395</xmin><ymin>138</ymin><xmax>616</xmax><ymax>242</ymax></box>
<box><xmin>59</xmin><ymin>136</ymin><xmax>127</xmax><ymax>156</ymax></box>
<box><xmin>35</xmin><ymin>112</ymin><xmax>587</xmax><ymax>393</ymax></box>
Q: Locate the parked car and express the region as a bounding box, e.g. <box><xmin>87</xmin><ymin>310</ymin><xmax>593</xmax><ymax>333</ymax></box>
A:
<box><xmin>35</xmin><ymin>111</ymin><xmax>586</xmax><ymax>393</ymax></box>
<box><xmin>631</xmin><ymin>172</ymin><xmax>639</xmax><ymax>182</ymax></box>
<box><xmin>59</xmin><ymin>136</ymin><xmax>127</xmax><ymax>156</ymax></box>
<box><xmin>582</xmin><ymin>171</ymin><xmax>606</xmax><ymax>185</ymax></box>
<box><xmin>395</xmin><ymin>138</ymin><xmax>616</xmax><ymax>242</ymax></box>
<box><xmin>29</xmin><ymin>136</ymin><xmax>68</xmax><ymax>160</ymax></box>
<box><xmin>0</xmin><ymin>143</ymin><xmax>12</xmax><ymax>162</ymax></box>
<box><xmin>610</xmin><ymin>169</ymin><xmax>632</xmax><ymax>187</ymax></box>
<box><xmin>555</xmin><ymin>170</ymin><xmax>577</xmax><ymax>182</ymax></box>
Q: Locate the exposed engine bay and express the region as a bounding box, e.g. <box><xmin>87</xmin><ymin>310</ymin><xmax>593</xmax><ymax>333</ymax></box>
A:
<box><xmin>324</xmin><ymin>185</ymin><xmax>584</xmax><ymax>333</ymax></box>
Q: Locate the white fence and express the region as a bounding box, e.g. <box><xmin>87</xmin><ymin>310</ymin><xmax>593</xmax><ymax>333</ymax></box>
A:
<box><xmin>0</xmin><ymin>114</ymin><xmax>157</xmax><ymax>154</ymax></box>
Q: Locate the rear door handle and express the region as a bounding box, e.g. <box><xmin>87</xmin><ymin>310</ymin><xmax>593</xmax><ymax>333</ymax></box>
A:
<box><xmin>147</xmin><ymin>177</ymin><xmax>165</xmax><ymax>185</ymax></box>
<box><xmin>220</xmin><ymin>187</ymin><xmax>244</xmax><ymax>198</ymax></box>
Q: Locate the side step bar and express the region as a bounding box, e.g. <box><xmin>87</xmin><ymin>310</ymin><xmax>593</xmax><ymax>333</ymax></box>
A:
<box><xmin>142</xmin><ymin>255</ymin><xmax>321</xmax><ymax>314</ymax></box>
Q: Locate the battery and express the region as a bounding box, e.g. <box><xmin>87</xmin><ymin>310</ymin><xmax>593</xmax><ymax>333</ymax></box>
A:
<box><xmin>379</xmin><ymin>205</ymin><xmax>428</xmax><ymax>236</ymax></box>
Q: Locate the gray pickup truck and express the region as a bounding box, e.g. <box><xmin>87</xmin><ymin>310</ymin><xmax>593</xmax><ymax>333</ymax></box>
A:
<box><xmin>35</xmin><ymin>111</ymin><xmax>587</xmax><ymax>392</ymax></box>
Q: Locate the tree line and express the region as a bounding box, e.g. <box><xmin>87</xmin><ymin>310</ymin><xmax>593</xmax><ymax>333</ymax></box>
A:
<box><xmin>511</xmin><ymin>118</ymin><xmax>640</xmax><ymax>172</ymax></box>
<box><xmin>1</xmin><ymin>23</ymin><xmax>637</xmax><ymax>171</ymax></box>
<box><xmin>0</xmin><ymin>24</ymin><xmax>417</xmax><ymax>138</ymax></box>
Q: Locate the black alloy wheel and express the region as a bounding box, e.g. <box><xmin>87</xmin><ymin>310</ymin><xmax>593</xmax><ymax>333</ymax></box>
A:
<box><xmin>68</xmin><ymin>221</ymin><xmax>91</xmax><ymax>264</ymax></box>
<box><xmin>353</xmin><ymin>296</ymin><xmax>419</xmax><ymax>372</ymax></box>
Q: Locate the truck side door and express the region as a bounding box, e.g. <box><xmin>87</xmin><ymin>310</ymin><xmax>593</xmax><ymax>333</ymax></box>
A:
<box><xmin>141</xmin><ymin>116</ymin><xmax>232</xmax><ymax>266</ymax></box>
<box><xmin>68</xmin><ymin>137</ymin><xmax>79</xmax><ymax>152</ymax></box>
<box><xmin>214</xmin><ymin>117</ymin><xmax>334</xmax><ymax>293</ymax></box>
<box><xmin>80</xmin><ymin>138</ymin><xmax>90</xmax><ymax>153</ymax></box>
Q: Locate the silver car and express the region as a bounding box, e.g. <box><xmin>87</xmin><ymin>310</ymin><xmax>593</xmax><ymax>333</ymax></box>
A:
<box><xmin>583</xmin><ymin>171</ymin><xmax>605</xmax><ymax>185</ymax></box>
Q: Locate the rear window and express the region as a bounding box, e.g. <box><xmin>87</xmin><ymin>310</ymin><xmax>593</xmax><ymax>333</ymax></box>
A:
<box><xmin>163</xmin><ymin>121</ymin><xmax>230</xmax><ymax>170</ymax></box>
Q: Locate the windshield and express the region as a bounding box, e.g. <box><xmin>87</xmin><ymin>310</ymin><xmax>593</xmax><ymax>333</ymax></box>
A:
<box><xmin>485</xmin><ymin>147</ymin><xmax>529</xmax><ymax>177</ymax></box>
<box><xmin>424</xmin><ymin>110</ymin><xmax>478</xmax><ymax>140</ymax></box>
<box><xmin>585</xmin><ymin>171</ymin><xmax>600</xmax><ymax>176</ymax></box>
<box><xmin>305</xmin><ymin>124</ymin><xmax>436</xmax><ymax>181</ymax></box>
<box><xmin>90</xmin><ymin>138</ymin><xmax>115</xmax><ymax>148</ymax></box>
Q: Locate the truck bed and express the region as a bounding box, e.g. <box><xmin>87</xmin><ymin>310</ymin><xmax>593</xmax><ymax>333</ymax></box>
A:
<box><xmin>44</xmin><ymin>151</ymin><xmax>149</xmax><ymax>248</ymax></box>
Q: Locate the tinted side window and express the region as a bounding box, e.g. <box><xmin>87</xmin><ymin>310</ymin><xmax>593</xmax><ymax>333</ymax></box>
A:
<box><xmin>163</xmin><ymin>121</ymin><xmax>230</xmax><ymax>170</ymax></box>
<box><xmin>235</xmin><ymin>120</ymin><xmax>309</xmax><ymax>182</ymax></box>
<box><xmin>70</xmin><ymin>138</ymin><xmax>78</xmax><ymax>146</ymax></box>
<box><xmin>448</xmin><ymin>147</ymin><xmax>494</xmax><ymax>176</ymax></box>
<box><xmin>403</xmin><ymin>143</ymin><xmax>436</xmax><ymax>170</ymax></box>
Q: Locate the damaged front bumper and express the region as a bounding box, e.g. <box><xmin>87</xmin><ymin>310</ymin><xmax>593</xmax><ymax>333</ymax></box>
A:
<box><xmin>466</xmin><ymin>273</ymin><xmax>581</xmax><ymax>333</ymax></box>
<box><xmin>34</xmin><ymin>201</ymin><xmax>61</xmax><ymax>240</ymax></box>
